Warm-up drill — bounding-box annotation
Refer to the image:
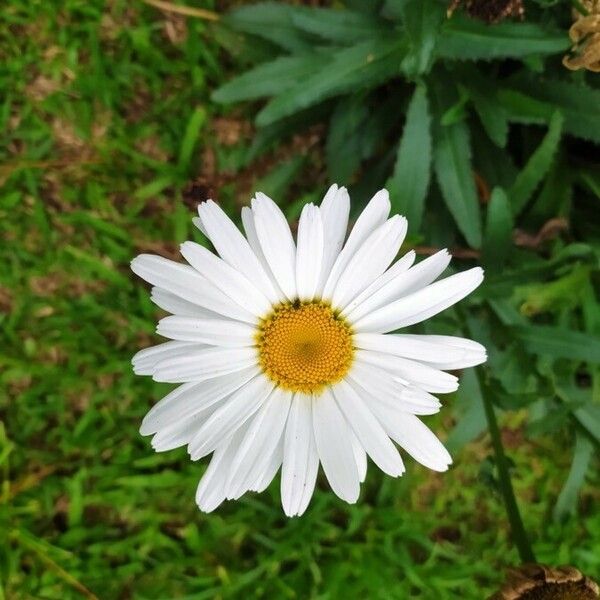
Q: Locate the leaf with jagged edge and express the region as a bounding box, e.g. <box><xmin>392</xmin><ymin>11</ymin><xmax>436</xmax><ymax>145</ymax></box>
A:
<box><xmin>502</xmin><ymin>76</ymin><xmax>600</xmax><ymax>144</ymax></box>
<box><xmin>213</xmin><ymin>54</ymin><xmax>324</xmax><ymax>104</ymax></box>
<box><xmin>223</xmin><ymin>2</ymin><xmax>313</xmax><ymax>52</ymax></box>
<box><xmin>399</xmin><ymin>0</ymin><xmax>445</xmax><ymax>77</ymax></box>
<box><xmin>256</xmin><ymin>38</ymin><xmax>405</xmax><ymax>126</ymax></box>
<box><xmin>437</xmin><ymin>16</ymin><xmax>569</xmax><ymax>61</ymax></box>
<box><xmin>432</xmin><ymin>83</ymin><xmax>482</xmax><ymax>248</ymax></box>
<box><xmin>387</xmin><ymin>84</ymin><xmax>432</xmax><ymax>232</ymax></box>
<box><xmin>509</xmin><ymin>111</ymin><xmax>563</xmax><ymax>215</ymax></box>
<box><xmin>290</xmin><ymin>7</ymin><xmax>393</xmax><ymax>44</ymax></box>
<box><xmin>326</xmin><ymin>95</ymin><xmax>371</xmax><ymax>183</ymax></box>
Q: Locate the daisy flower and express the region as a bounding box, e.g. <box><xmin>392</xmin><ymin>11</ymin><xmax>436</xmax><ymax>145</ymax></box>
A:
<box><xmin>131</xmin><ymin>185</ymin><xmax>486</xmax><ymax>516</ymax></box>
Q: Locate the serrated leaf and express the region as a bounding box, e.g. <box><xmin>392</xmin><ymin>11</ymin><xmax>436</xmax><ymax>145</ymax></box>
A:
<box><xmin>213</xmin><ymin>54</ymin><xmax>323</xmax><ymax>104</ymax></box>
<box><xmin>482</xmin><ymin>187</ymin><xmax>513</xmax><ymax>272</ymax></box>
<box><xmin>326</xmin><ymin>96</ymin><xmax>370</xmax><ymax>183</ymax></box>
<box><xmin>503</xmin><ymin>76</ymin><xmax>600</xmax><ymax>144</ymax></box>
<box><xmin>387</xmin><ymin>84</ymin><xmax>431</xmax><ymax>231</ymax></box>
<box><xmin>516</xmin><ymin>325</ymin><xmax>600</xmax><ymax>363</ymax></box>
<box><xmin>291</xmin><ymin>8</ymin><xmax>393</xmax><ymax>43</ymax></box>
<box><xmin>399</xmin><ymin>0</ymin><xmax>445</xmax><ymax>77</ymax></box>
<box><xmin>457</xmin><ymin>66</ymin><xmax>509</xmax><ymax>147</ymax></box>
<box><xmin>497</xmin><ymin>89</ymin><xmax>555</xmax><ymax>126</ymax></box>
<box><xmin>437</xmin><ymin>17</ymin><xmax>569</xmax><ymax>61</ymax></box>
<box><xmin>509</xmin><ymin>111</ymin><xmax>563</xmax><ymax>215</ymax></box>
<box><xmin>223</xmin><ymin>2</ymin><xmax>313</xmax><ymax>52</ymax></box>
<box><xmin>553</xmin><ymin>433</ymin><xmax>593</xmax><ymax>521</ymax></box>
<box><xmin>433</xmin><ymin>97</ymin><xmax>482</xmax><ymax>248</ymax></box>
<box><xmin>256</xmin><ymin>38</ymin><xmax>404</xmax><ymax>126</ymax></box>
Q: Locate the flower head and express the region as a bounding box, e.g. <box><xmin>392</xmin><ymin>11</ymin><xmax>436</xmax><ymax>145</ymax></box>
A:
<box><xmin>491</xmin><ymin>564</ymin><xmax>599</xmax><ymax>600</ymax></box>
<box><xmin>131</xmin><ymin>185</ymin><xmax>486</xmax><ymax>516</ymax></box>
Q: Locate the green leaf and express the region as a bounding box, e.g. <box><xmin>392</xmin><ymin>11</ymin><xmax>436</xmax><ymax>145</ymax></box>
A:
<box><xmin>399</xmin><ymin>0</ymin><xmax>445</xmax><ymax>77</ymax></box>
<box><xmin>482</xmin><ymin>187</ymin><xmax>513</xmax><ymax>272</ymax></box>
<box><xmin>256</xmin><ymin>39</ymin><xmax>404</xmax><ymax>126</ymax></box>
<box><xmin>516</xmin><ymin>325</ymin><xmax>600</xmax><ymax>364</ymax></box>
<box><xmin>437</xmin><ymin>17</ymin><xmax>569</xmax><ymax>61</ymax></box>
<box><xmin>223</xmin><ymin>3</ymin><xmax>312</xmax><ymax>52</ymax></box>
<box><xmin>246</xmin><ymin>104</ymin><xmax>330</xmax><ymax>162</ymax></box>
<box><xmin>553</xmin><ymin>434</ymin><xmax>593</xmax><ymax>522</ymax></box>
<box><xmin>212</xmin><ymin>54</ymin><xmax>323</xmax><ymax>104</ymax></box>
<box><xmin>387</xmin><ymin>84</ymin><xmax>431</xmax><ymax>231</ymax></box>
<box><xmin>433</xmin><ymin>97</ymin><xmax>482</xmax><ymax>248</ymax></box>
<box><xmin>326</xmin><ymin>96</ymin><xmax>370</xmax><ymax>183</ymax></box>
<box><xmin>134</xmin><ymin>176</ymin><xmax>173</xmax><ymax>201</ymax></box>
<box><xmin>291</xmin><ymin>8</ymin><xmax>393</xmax><ymax>43</ymax></box>
<box><xmin>177</xmin><ymin>107</ymin><xmax>207</xmax><ymax>173</ymax></box>
<box><xmin>528</xmin><ymin>161</ymin><xmax>571</xmax><ymax>224</ymax></box>
<box><xmin>459</xmin><ymin>67</ymin><xmax>508</xmax><ymax>147</ymax></box>
<box><xmin>508</xmin><ymin>111</ymin><xmax>563</xmax><ymax>215</ymax></box>
<box><xmin>254</xmin><ymin>155</ymin><xmax>306</xmax><ymax>200</ymax></box>
<box><xmin>497</xmin><ymin>89</ymin><xmax>555</xmax><ymax>126</ymax></box>
<box><xmin>446</xmin><ymin>369</ymin><xmax>486</xmax><ymax>453</ymax></box>
<box><xmin>503</xmin><ymin>77</ymin><xmax>600</xmax><ymax>144</ymax></box>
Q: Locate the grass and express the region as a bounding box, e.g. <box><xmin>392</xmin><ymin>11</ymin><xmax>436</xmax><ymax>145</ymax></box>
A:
<box><xmin>1</xmin><ymin>1</ymin><xmax>599</xmax><ymax>598</ymax></box>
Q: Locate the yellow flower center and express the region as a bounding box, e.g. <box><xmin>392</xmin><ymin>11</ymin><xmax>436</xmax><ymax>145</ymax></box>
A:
<box><xmin>256</xmin><ymin>300</ymin><xmax>354</xmax><ymax>394</ymax></box>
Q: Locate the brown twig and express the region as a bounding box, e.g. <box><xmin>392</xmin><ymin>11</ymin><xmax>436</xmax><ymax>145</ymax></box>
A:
<box><xmin>141</xmin><ymin>0</ymin><xmax>219</xmax><ymax>21</ymax></box>
<box><xmin>414</xmin><ymin>245</ymin><xmax>481</xmax><ymax>259</ymax></box>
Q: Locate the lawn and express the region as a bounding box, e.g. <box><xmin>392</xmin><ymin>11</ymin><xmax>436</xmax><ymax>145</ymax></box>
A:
<box><xmin>1</xmin><ymin>1</ymin><xmax>599</xmax><ymax>598</ymax></box>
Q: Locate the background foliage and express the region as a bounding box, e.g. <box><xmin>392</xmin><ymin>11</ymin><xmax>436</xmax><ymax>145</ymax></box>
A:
<box><xmin>1</xmin><ymin>0</ymin><xmax>599</xmax><ymax>598</ymax></box>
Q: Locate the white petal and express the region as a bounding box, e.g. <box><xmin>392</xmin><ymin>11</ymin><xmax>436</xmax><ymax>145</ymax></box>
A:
<box><xmin>333</xmin><ymin>380</ymin><xmax>404</xmax><ymax>477</ymax></box>
<box><xmin>188</xmin><ymin>374</ymin><xmax>274</xmax><ymax>460</ymax></box>
<box><xmin>312</xmin><ymin>388</ymin><xmax>360</xmax><ymax>503</ymax></box>
<box><xmin>140</xmin><ymin>368</ymin><xmax>258</xmax><ymax>436</ymax></box>
<box><xmin>251</xmin><ymin>437</ymin><xmax>284</xmax><ymax>493</ymax></box>
<box><xmin>156</xmin><ymin>316</ymin><xmax>255</xmax><ymax>346</ymax></box>
<box><xmin>131</xmin><ymin>254</ymin><xmax>255</xmax><ymax>323</ymax></box>
<box><xmin>151</xmin><ymin>287</ymin><xmax>218</xmax><ymax>318</ymax></box>
<box><xmin>192</xmin><ymin>215</ymin><xmax>208</xmax><ymax>237</ymax></box>
<box><xmin>241</xmin><ymin>206</ymin><xmax>285</xmax><ymax>301</ymax></box>
<box><xmin>357</xmin><ymin>349</ymin><xmax>458</xmax><ymax>393</ymax></box>
<box><xmin>411</xmin><ymin>335</ymin><xmax>487</xmax><ymax>369</ymax></box>
<box><xmin>331</xmin><ymin>215</ymin><xmax>407</xmax><ymax>310</ymax></box>
<box><xmin>295</xmin><ymin>204</ymin><xmax>323</xmax><ymax>301</ymax></box>
<box><xmin>340</xmin><ymin>251</ymin><xmax>415</xmax><ymax>319</ymax></box>
<box><xmin>152</xmin><ymin>346</ymin><xmax>257</xmax><ymax>383</ymax></box>
<box><xmin>348</xmin><ymin>360</ymin><xmax>441</xmax><ymax>415</ymax></box>
<box><xmin>368</xmin><ymin>406</ymin><xmax>452</xmax><ymax>472</ymax></box>
<box><xmin>345</xmin><ymin>249</ymin><xmax>451</xmax><ymax>323</ymax></box>
<box><xmin>353</xmin><ymin>333</ymin><xmax>485</xmax><ymax>368</ymax></box>
<box><xmin>251</xmin><ymin>192</ymin><xmax>297</xmax><ymax>301</ymax></box>
<box><xmin>354</xmin><ymin>267</ymin><xmax>484</xmax><ymax>333</ymax></box>
<box><xmin>132</xmin><ymin>341</ymin><xmax>205</xmax><ymax>376</ymax></box>
<box><xmin>195</xmin><ymin>422</ymin><xmax>251</xmax><ymax>513</ymax></box>
<box><xmin>180</xmin><ymin>241</ymin><xmax>271</xmax><ymax>318</ymax></box>
<box><xmin>151</xmin><ymin>412</ymin><xmax>210</xmax><ymax>452</ymax></box>
<box><xmin>225</xmin><ymin>388</ymin><xmax>292</xmax><ymax>499</ymax></box>
<box><xmin>316</xmin><ymin>185</ymin><xmax>350</xmax><ymax>294</ymax></box>
<box><xmin>281</xmin><ymin>393</ymin><xmax>319</xmax><ymax>517</ymax></box>
<box><xmin>322</xmin><ymin>189</ymin><xmax>390</xmax><ymax>300</ymax></box>
<box><xmin>354</xmin><ymin>332</ymin><xmax>486</xmax><ymax>368</ymax></box>
<box><xmin>349</xmin><ymin>428</ymin><xmax>367</xmax><ymax>483</ymax></box>
<box><xmin>197</xmin><ymin>200</ymin><xmax>281</xmax><ymax>304</ymax></box>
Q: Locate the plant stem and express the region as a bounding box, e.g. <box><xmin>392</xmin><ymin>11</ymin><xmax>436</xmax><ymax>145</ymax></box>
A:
<box><xmin>479</xmin><ymin>372</ymin><xmax>536</xmax><ymax>564</ymax></box>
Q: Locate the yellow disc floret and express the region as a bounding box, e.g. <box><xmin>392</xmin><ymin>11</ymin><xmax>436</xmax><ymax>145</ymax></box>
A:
<box><xmin>256</xmin><ymin>300</ymin><xmax>354</xmax><ymax>394</ymax></box>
